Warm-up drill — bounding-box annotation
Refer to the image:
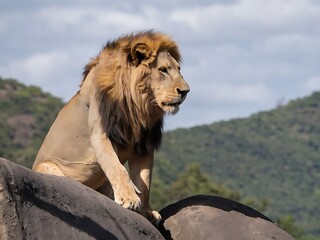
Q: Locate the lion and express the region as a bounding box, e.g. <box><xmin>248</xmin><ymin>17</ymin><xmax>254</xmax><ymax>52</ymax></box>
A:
<box><xmin>32</xmin><ymin>30</ymin><xmax>189</xmax><ymax>225</ymax></box>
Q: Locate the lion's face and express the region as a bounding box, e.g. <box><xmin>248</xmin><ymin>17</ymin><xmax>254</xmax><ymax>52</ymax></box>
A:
<box><xmin>149</xmin><ymin>51</ymin><xmax>190</xmax><ymax>114</ymax></box>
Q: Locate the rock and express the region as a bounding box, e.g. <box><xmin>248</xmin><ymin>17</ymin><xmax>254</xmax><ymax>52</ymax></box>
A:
<box><xmin>0</xmin><ymin>158</ymin><xmax>295</xmax><ymax>240</ymax></box>
<box><xmin>0</xmin><ymin>158</ymin><xmax>164</xmax><ymax>240</ymax></box>
<box><xmin>159</xmin><ymin>195</ymin><xmax>295</xmax><ymax>240</ymax></box>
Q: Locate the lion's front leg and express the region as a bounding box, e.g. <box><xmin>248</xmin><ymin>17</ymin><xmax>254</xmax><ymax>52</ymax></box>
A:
<box><xmin>128</xmin><ymin>152</ymin><xmax>162</xmax><ymax>226</ymax></box>
<box><xmin>89</xmin><ymin>94</ymin><xmax>141</xmax><ymax>212</ymax></box>
<box><xmin>92</xmin><ymin>135</ymin><xmax>141</xmax><ymax>211</ymax></box>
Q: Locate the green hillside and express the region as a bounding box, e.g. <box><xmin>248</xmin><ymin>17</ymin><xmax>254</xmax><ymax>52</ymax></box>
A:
<box><xmin>0</xmin><ymin>77</ymin><xmax>319</xmax><ymax>239</ymax></box>
<box><xmin>0</xmin><ymin>77</ymin><xmax>64</xmax><ymax>167</ymax></box>
<box><xmin>154</xmin><ymin>92</ymin><xmax>320</xmax><ymax>237</ymax></box>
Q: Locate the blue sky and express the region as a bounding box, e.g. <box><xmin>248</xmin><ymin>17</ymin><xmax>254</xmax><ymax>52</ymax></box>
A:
<box><xmin>0</xmin><ymin>0</ymin><xmax>319</xmax><ymax>129</ymax></box>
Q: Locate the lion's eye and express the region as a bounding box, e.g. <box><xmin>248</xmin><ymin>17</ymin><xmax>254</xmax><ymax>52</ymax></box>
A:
<box><xmin>159</xmin><ymin>67</ymin><xmax>168</xmax><ymax>73</ymax></box>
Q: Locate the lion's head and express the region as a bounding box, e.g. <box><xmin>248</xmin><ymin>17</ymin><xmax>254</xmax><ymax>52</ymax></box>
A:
<box><xmin>81</xmin><ymin>31</ymin><xmax>190</xmax><ymax>154</ymax></box>
<box><xmin>148</xmin><ymin>51</ymin><xmax>189</xmax><ymax>114</ymax></box>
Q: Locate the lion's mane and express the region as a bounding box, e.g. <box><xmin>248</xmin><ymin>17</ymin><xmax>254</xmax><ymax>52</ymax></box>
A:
<box><xmin>81</xmin><ymin>31</ymin><xmax>181</xmax><ymax>155</ymax></box>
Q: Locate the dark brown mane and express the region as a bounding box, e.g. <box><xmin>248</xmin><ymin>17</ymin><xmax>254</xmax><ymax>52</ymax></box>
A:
<box><xmin>99</xmin><ymin>92</ymin><xmax>163</xmax><ymax>155</ymax></box>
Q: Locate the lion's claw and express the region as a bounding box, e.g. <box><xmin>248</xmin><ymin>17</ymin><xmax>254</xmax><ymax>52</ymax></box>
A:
<box><xmin>115</xmin><ymin>194</ymin><xmax>141</xmax><ymax>211</ymax></box>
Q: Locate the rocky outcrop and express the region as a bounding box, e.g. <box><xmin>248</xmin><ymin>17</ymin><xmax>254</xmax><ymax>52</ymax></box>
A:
<box><xmin>159</xmin><ymin>195</ymin><xmax>294</xmax><ymax>240</ymax></box>
<box><xmin>0</xmin><ymin>158</ymin><xmax>294</xmax><ymax>240</ymax></box>
<box><xmin>0</xmin><ymin>158</ymin><xmax>164</xmax><ymax>240</ymax></box>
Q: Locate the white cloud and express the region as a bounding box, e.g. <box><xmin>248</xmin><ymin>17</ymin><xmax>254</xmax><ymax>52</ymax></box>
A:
<box><xmin>169</xmin><ymin>0</ymin><xmax>320</xmax><ymax>43</ymax></box>
<box><xmin>304</xmin><ymin>76</ymin><xmax>320</xmax><ymax>92</ymax></box>
<box><xmin>35</xmin><ymin>6</ymin><xmax>154</xmax><ymax>34</ymax></box>
<box><xmin>1</xmin><ymin>50</ymin><xmax>70</xmax><ymax>87</ymax></box>
<box><xmin>192</xmin><ymin>82</ymin><xmax>272</xmax><ymax>104</ymax></box>
<box><xmin>258</xmin><ymin>34</ymin><xmax>320</xmax><ymax>61</ymax></box>
<box><xmin>36</xmin><ymin>7</ymin><xmax>85</xmax><ymax>28</ymax></box>
<box><xmin>0</xmin><ymin>16</ymin><xmax>7</xmax><ymax>32</ymax></box>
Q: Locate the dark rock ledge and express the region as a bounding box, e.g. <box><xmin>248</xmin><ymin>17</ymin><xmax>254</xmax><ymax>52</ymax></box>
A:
<box><xmin>0</xmin><ymin>158</ymin><xmax>294</xmax><ymax>240</ymax></box>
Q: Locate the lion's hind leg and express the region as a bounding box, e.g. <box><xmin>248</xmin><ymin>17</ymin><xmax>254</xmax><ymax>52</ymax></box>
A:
<box><xmin>144</xmin><ymin>210</ymin><xmax>162</xmax><ymax>226</ymax></box>
<box><xmin>33</xmin><ymin>162</ymin><xmax>66</xmax><ymax>177</ymax></box>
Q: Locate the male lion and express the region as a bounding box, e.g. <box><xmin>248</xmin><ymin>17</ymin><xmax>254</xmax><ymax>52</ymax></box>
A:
<box><xmin>32</xmin><ymin>31</ymin><xmax>189</xmax><ymax>225</ymax></box>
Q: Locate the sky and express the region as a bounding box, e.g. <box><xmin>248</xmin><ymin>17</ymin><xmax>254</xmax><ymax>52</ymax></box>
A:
<box><xmin>0</xmin><ymin>0</ymin><xmax>319</xmax><ymax>130</ymax></box>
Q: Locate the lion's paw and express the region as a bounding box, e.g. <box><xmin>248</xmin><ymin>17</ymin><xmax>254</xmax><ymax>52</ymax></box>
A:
<box><xmin>144</xmin><ymin>210</ymin><xmax>162</xmax><ymax>226</ymax></box>
<box><xmin>114</xmin><ymin>193</ymin><xmax>141</xmax><ymax>211</ymax></box>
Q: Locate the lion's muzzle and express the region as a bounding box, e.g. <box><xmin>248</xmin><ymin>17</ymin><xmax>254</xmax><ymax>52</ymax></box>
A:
<box><xmin>175</xmin><ymin>77</ymin><xmax>190</xmax><ymax>105</ymax></box>
<box><xmin>177</xmin><ymin>88</ymin><xmax>189</xmax><ymax>105</ymax></box>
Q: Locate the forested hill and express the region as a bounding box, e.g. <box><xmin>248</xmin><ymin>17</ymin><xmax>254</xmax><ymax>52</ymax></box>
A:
<box><xmin>0</xmin><ymin>77</ymin><xmax>64</xmax><ymax>167</ymax></box>
<box><xmin>155</xmin><ymin>91</ymin><xmax>320</xmax><ymax>237</ymax></box>
<box><xmin>0</xmin><ymin>77</ymin><xmax>319</xmax><ymax>238</ymax></box>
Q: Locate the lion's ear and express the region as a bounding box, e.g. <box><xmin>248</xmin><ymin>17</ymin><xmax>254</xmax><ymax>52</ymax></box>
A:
<box><xmin>130</xmin><ymin>43</ymin><xmax>151</xmax><ymax>66</ymax></box>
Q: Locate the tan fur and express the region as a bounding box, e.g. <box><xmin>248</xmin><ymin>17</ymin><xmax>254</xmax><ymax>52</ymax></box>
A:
<box><xmin>32</xmin><ymin>31</ymin><xmax>189</xmax><ymax>225</ymax></box>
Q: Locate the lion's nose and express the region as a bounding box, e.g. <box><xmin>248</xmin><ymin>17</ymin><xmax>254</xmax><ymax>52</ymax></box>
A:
<box><xmin>176</xmin><ymin>88</ymin><xmax>190</xmax><ymax>100</ymax></box>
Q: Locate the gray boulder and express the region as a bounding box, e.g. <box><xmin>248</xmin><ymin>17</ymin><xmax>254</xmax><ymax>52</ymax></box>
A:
<box><xmin>159</xmin><ymin>195</ymin><xmax>295</xmax><ymax>240</ymax></box>
<box><xmin>0</xmin><ymin>158</ymin><xmax>295</xmax><ymax>240</ymax></box>
<box><xmin>0</xmin><ymin>158</ymin><xmax>164</xmax><ymax>240</ymax></box>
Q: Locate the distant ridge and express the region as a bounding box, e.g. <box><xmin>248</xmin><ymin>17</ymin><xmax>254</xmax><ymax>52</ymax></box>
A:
<box><xmin>155</xmin><ymin>91</ymin><xmax>320</xmax><ymax>236</ymax></box>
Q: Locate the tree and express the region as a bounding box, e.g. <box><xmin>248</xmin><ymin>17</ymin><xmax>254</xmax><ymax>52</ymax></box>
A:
<box><xmin>151</xmin><ymin>163</ymin><xmax>240</xmax><ymax>210</ymax></box>
<box><xmin>276</xmin><ymin>215</ymin><xmax>304</xmax><ymax>239</ymax></box>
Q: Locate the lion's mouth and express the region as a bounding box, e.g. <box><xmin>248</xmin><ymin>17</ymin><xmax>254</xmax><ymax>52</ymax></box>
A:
<box><xmin>162</xmin><ymin>101</ymin><xmax>181</xmax><ymax>107</ymax></box>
